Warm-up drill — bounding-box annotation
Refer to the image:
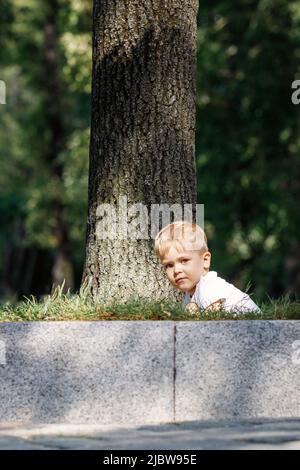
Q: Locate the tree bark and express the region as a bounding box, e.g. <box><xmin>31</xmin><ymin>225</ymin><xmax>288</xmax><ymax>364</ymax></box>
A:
<box><xmin>83</xmin><ymin>0</ymin><xmax>199</xmax><ymax>301</ymax></box>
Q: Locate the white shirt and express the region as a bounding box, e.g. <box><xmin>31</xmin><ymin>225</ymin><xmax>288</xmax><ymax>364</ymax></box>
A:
<box><xmin>182</xmin><ymin>271</ymin><xmax>260</xmax><ymax>313</ymax></box>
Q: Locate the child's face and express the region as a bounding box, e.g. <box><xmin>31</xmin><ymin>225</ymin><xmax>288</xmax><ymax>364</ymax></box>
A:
<box><xmin>161</xmin><ymin>245</ymin><xmax>211</xmax><ymax>296</ymax></box>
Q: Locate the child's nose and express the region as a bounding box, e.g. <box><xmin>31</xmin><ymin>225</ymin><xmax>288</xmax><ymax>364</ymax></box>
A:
<box><xmin>174</xmin><ymin>263</ymin><xmax>182</xmax><ymax>274</ymax></box>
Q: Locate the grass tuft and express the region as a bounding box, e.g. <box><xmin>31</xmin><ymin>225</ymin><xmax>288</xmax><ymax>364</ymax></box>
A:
<box><xmin>0</xmin><ymin>282</ymin><xmax>299</xmax><ymax>321</ymax></box>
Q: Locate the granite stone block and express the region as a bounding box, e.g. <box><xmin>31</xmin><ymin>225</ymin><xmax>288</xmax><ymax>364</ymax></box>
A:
<box><xmin>0</xmin><ymin>322</ymin><xmax>174</xmax><ymax>424</ymax></box>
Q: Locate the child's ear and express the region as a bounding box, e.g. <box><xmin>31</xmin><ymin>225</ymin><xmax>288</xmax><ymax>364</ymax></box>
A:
<box><xmin>203</xmin><ymin>251</ymin><xmax>211</xmax><ymax>270</ymax></box>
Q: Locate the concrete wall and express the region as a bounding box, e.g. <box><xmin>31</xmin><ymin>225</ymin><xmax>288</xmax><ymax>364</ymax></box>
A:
<box><xmin>0</xmin><ymin>321</ymin><xmax>299</xmax><ymax>424</ymax></box>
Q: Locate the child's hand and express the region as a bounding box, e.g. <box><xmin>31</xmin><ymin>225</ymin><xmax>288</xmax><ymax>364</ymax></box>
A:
<box><xmin>205</xmin><ymin>298</ymin><xmax>226</xmax><ymax>312</ymax></box>
<box><xmin>186</xmin><ymin>302</ymin><xmax>199</xmax><ymax>315</ymax></box>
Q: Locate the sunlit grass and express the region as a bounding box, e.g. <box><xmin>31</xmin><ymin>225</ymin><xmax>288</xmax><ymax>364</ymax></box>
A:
<box><xmin>0</xmin><ymin>281</ymin><xmax>299</xmax><ymax>321</ymax></box>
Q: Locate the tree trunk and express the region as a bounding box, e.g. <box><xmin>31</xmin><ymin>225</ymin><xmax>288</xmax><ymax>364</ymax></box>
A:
<box><xmin>83</xmin><ymin>0</ymin><xmax>199</xmax><ymax>301</ymax></box>
<box><xmin>43</xmin><ymin>0</ymin><xmax>74</xmax><ymax>293</ymax></box>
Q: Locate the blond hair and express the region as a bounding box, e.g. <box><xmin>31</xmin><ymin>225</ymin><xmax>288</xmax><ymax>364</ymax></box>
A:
<box><xmin>154</xmin><ymin>221</ymin><xmax>208</xmax><ymax>260</ymax></box>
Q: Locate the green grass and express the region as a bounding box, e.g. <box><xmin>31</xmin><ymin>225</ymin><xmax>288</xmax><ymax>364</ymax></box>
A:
<box><xmin>0</xmin><ymin>282</ymin><xmax>299</xmax><ymax>321</ymax></box>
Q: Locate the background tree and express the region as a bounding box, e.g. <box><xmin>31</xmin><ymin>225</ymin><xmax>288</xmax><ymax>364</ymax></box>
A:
<box><xmin>83</xmin><ymin>0</ymin><xmax>199</xmax><ymax>301</ymax></box>
<box><xmin>0</xmin><ymin>0</ymin><xmax>91</xmax><ymax>298</ymax></box>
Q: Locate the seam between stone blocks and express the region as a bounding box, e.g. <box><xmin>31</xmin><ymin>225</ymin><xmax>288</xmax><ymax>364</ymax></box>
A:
<box><xmin>173</xmin><ymin>323</ymin><xmax>177</xmax><ymax>423</ymax></box>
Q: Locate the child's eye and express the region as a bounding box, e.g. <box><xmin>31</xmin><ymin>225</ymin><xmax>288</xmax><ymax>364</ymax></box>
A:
<box><xmin>182</xmin><ymin>259</ymin><xmax>189</xmax><ymax>263</ymax></box>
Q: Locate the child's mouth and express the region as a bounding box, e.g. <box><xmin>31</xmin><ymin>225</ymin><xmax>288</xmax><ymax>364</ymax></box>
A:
<box><xmin>176</xmin><ymin>278</ymin><xmax>188</xmax><ymax>284</ymax></box>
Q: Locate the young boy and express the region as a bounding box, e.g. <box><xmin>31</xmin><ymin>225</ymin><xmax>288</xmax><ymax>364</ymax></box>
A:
<box><xmin>154</xmin><ymin>221</ymin><xmax>260</xmax><ymax>313</ymax></box>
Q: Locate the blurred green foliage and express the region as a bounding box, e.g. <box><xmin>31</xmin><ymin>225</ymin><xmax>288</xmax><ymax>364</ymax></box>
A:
<box><xmin>196</xmin><ymin>0</ymin><xmax>300</xmax><ymax>299</ymax></box>
<box><xmin>0</xmin><ymin>0</ymin><xmax>91</xmax><ymax>295</ymax></box>
<box><xmin>0</xmin><ymin>0</ymin><xmax>299</xmax><ymax>300</ymax></box>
